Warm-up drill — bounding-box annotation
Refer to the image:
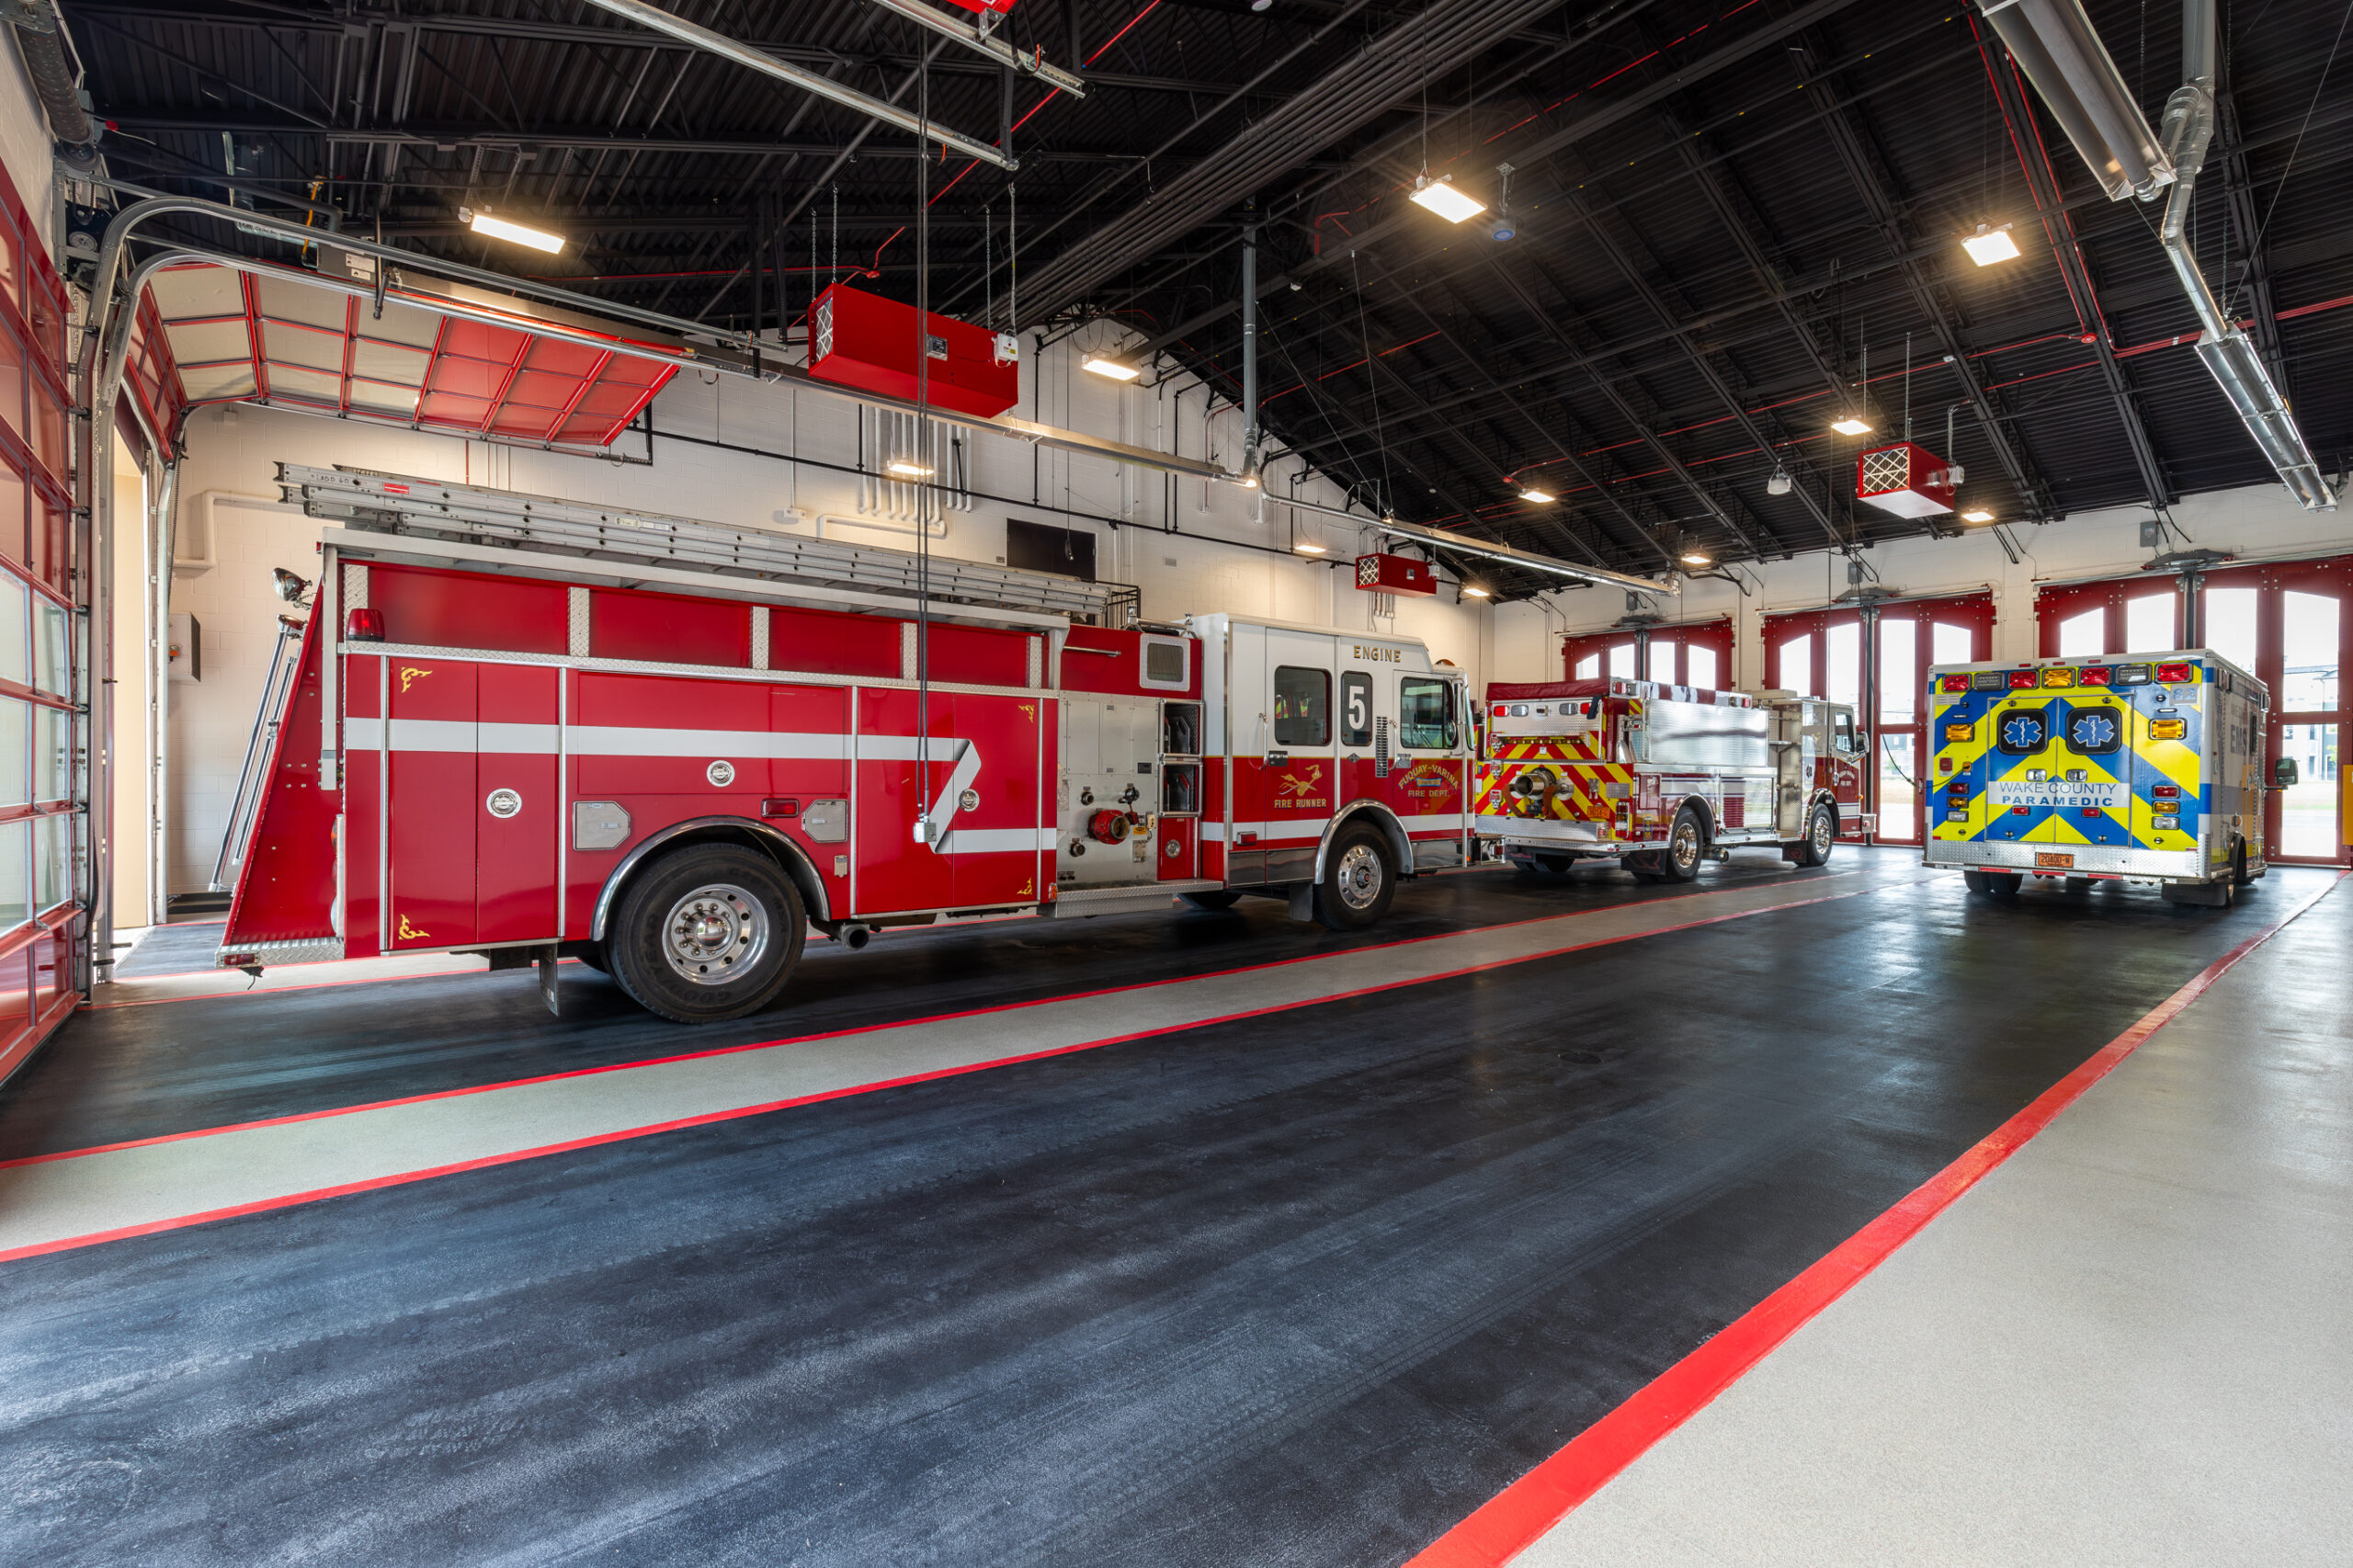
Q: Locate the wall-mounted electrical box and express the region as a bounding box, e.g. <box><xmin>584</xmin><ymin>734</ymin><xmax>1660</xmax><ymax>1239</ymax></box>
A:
<box><xmin>167</xmin><ymin>612</ymin><xmax>201</xmax><ymax>682</ymax></box>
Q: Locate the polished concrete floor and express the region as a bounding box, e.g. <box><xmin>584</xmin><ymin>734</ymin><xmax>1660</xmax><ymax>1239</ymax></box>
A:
<box><xmin>1</xmin><ymin>850</ymin><xmax>2343</xmax><ymax>1566</ymax></box>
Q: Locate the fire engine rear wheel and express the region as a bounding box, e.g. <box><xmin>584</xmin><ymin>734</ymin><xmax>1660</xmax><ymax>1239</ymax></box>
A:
<box><xmin>608</xmin><ymin>845</ymin><xmax>805</xmax><ymax>1024</ymax></box>
<box><xmin>1788</xmin><ymin>801</ymin><xmax>1836</xmax><ymax>868</ymax></box>
<box><xmin>1179</xmin><ymin>890</ymin><xmax>1243</xmax><ymax>912</ymax></box>
<box><xmin>1656</xmin><ymin>806</ymin><xmax>1707</xmax><ymax>883</ymax></box>
<box><xmin>1314</xmin><ymin>825</ymin><xmax>1395</xmax><ymax>930</ymax></box>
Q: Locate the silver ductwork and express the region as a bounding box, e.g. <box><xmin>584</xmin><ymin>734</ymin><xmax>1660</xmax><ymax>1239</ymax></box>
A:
<box><xmin>1982</xmin><ymin>0</ymin><xmax>2174</xmax><ymax>200</ymax></box>
<box><xmin>2156</xmin><ymin>0</ymin><xmax>2336</xmax><ymax>509</ymax></box>
<box><xmin>1992</xmin><ymin>0</ymin><xmax>2335</xmax><ymax>511</ymax></box>
<box><xmin>6</xmin><ymin>0</ymin><xmax>95</xmax><ymax>152</ymax></box>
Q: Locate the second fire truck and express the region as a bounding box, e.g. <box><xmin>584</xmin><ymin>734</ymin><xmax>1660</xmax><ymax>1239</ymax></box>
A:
<box><xmin>219</xmin><ymin>467</ymin><xmax>1473</xmax><ymax>1021</ymax></box>
<box><xmin>1473</xmin><ymin>677</ymin><xmax>1870</xmax><ymax>878</ymax></box>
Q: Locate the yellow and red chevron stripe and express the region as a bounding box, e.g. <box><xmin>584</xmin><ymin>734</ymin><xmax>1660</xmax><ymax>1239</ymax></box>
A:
<box><xmin>1475</xmin><ymin>760</ymin><xmax>1633</xmax><ymax>823</ymax></box>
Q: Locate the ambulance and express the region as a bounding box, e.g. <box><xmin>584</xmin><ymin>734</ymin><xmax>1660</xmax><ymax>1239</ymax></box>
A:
<box><xmin>1923</xmin><ymin>650</ymin><xmax>2270</xmax><ymax>905</ymax></box>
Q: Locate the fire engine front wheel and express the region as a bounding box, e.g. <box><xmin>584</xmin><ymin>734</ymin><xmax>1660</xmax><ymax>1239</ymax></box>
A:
<box><xmin>608</xmin><ymin>845</ymin><xmax>806</xmax><ymax>1024</ymax></box>
<box><xmin>1313</xmin><ymin>825</ymin><xmax>1396</xmax><ymax>930</ymax></box>
<box><xmin>1788</xmin><ymin>802</ymin><xmax>1836</xmax><ymax>868</ymax></box>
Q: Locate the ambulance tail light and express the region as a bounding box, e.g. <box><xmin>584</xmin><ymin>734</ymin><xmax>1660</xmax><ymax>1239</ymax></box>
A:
<box><xmin>2078</xmin><ymin>665</ymin><xmax>2113</xmax><ymax>687</ymax></box>
<box><xmin>2007</xmin><ymin>669</ymin><xmax>2040</xmax><ymax>689</ymax></box>
<box><xmin>2149</xmin><ymin>719</ymin><xmax>2188</xmax><ymax>740</ymax></box>
<box><xmin>2154</xmin><ymin>813</ymin><xmax>2181</xmax><ymax>831</ymax></box>
<box><xmin>2153</xmin><ymin>784</ymin><xmax>2179</xmax><ymax>799</ymax></box>
<box><xmin>1939</xmin><ymin>674</ymin><xmax>1970</xmax><ymax>693</ymax></box>
<box><xmin>2156</xmin><ymin>663</ymin><xmax>2195</xmax><ymax>683</ymax></box>
<box><xmin>2041</xmin><ymin>666</ymin><xmax>2075</xmax><ymax>688</ymax></box>
<box><xmin>344</xmin><ymin>608</ymin><xmax>386</xmax><ymax>642</ymax></box>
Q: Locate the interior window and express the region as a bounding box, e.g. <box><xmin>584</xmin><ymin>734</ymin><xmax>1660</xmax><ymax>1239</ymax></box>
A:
<box><xmin>1273</xmin><ymin>665</ymin><xmax>1330</xmax><ymax>747</ymax></box>
<box><xmin>1339</xmin><ymin>671</ymin><xmax>1371</xmax><ymax>748</ymax></box>
<box><xmin>1400</xmin><ymin>676</ymin><xmax>1456</xmax><ymax>750</ymax></box>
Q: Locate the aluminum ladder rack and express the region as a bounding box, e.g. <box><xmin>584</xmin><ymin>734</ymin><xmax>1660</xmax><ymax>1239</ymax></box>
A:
<box><xmin>277</xmin><ymin>463</ymin><xmax>1140</xmax><ymax>627</ymax></box>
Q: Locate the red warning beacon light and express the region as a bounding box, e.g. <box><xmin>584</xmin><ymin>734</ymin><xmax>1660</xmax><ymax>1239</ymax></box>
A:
<box><xmin>805</xmin><ymin>282</ymin><xmax>1020</xmax><ymax>420</ymax></box>
<box><xmin>1854</xmin><ymin>441</ymin><xmax>1960</xmax><ymax>519</ymax></box>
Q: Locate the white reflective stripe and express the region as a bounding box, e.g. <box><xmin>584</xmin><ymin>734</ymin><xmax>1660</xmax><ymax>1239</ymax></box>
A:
<box><xmin>1209</xmin><ymin>812</ymin><xmax>1466</xmax><ymax>844</ymax></box>
<box><xmin>386</xmin><ymin>719</ymin><xmax>478</xmax><ymax>753</ymax></box>
<box><xmin>345</xmin><ymin>721</ymin><xmax>850</xmax><ymax>758</ymax></box>
<box><xmin>1398</xmin><ymin>813</ymin><xmax>1467</xmax><ymax>833</ymax></box>
<box><xmin>481</xmin><ymin>722</ymin><xmax>559</xmax><ymax>754</ymax></box>
<box><xmin>571</xmin><ymin>726</ymin><xmax>847</xmax><ymax>759</ymax></box>
<box><xmin>937</xmin><ymin>826</ymin><xmax>1054</xmax><ymax>854</ymax></box>
<box><xmin>855</xmin><ymin>734</ymin><xmax>969</xmax><ymax>762</ymax></box>
<box><xmin>926</xmin><ymin>744</ymin><xmax>984</xmax><ymax>833</ymax></box>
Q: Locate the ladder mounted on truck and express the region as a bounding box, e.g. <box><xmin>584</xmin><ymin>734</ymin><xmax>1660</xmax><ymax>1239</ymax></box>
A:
<box><xmin>210</xmin><ymin>614</ymin><xmax>307</xmax><ymax>892</ymax></box>
<box><xmin>276</xmin><ymin>463</ymin><xmax>1141</xmax><ymax>627</ymax></box>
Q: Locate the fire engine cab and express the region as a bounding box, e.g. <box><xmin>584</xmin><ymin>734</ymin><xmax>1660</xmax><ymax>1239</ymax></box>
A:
<box><xmin>1474</xmin><ymin>678</ymin><xmax>1869</xmax><ymax>879</ymax></box>
<box><xmin>217</xmin><ymin>466</ymin><xmax>1471</xmax><ymax>1022</ymax></box>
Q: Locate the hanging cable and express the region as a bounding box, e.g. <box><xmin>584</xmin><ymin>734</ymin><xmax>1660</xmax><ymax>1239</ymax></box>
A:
<box><xmin>914</xmin><ymin>52</ymin><xmax>935</xmax><ymax>854</ymax></box>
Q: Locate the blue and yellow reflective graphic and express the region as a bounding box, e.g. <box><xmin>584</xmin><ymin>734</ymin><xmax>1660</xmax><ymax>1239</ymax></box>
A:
<box><xmin>1930</xmin><ymin>663</ymin><xmax>2205</xmax><ymax>849</ymax></box>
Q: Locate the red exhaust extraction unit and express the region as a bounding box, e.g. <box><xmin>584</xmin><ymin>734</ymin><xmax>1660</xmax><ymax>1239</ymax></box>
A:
<box><xmin>1355</xmin><ymin>553</ymin><xmax>1438</xmax><ymax>595</ymax></box>
<box><xmin>1855</xmin><ymin>441</ymin><xmax>1960</xmax><ymax>519</ymax></box>
<box><xmin>805</xmin><ymin>281</ymin><xmax>1020</xmax><ymax>419</ymax></box>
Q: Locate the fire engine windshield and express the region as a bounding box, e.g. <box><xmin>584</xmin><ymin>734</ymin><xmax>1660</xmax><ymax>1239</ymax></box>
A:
<box><xmin>1401</xmin><ymin>676</ymin><xmax>1458</xmax><ymax>750</ymax></box>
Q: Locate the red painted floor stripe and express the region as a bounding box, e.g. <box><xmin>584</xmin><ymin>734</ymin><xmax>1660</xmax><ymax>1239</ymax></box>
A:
<box><xmin>1404</xmin><ymin>869</ymin><xmax>2347</xmax><ymax>1568</ymax></box>
<box><xmin>13</xmin><ymin>873</ymin><xmax>1904</xmax><ymax>1172</ymax></box>
<box><xmin>0</xmin><ymin>880</ymin><xmax>1912</xmax><ymax>1261</ymax></box>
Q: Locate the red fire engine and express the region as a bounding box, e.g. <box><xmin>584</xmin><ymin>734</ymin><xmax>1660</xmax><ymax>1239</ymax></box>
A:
<box><xmin>1474</xmin><ymin>677</ymin><xmax>1870</xmax><ymax>879</ymax></box>
<box><xmin>217</xmin><ymin>467</ymin><xmax>1472</xmax><ymax>1021</ymax></box>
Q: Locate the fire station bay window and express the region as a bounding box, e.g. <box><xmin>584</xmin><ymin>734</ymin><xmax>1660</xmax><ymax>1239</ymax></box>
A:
<box><xmin>1340</xmin><ymin>672</ymin><xmax>1371</xmax><ymax>749</ymax></box>
<box><xmin>1400</xmin><ymin>676</ymin><xmax>1457</xmax><ymax>750</ymax></box>
<box><xmin>1273</xmin><ymin>666</ymin><xmax>1330</xmax><ymax>747</ymax></box>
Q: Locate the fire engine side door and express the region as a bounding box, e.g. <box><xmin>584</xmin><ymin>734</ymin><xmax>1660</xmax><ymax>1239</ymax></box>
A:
<box><xmin>385</xmin><ymin>656</ymin><xmax>477</xmax><ymax>949</ymax></box>
<box><xmin>940</xmin><ymin>691</ymin><xmax>1047</xmax><ymax>909</ymax></box>
<box><xmin>1385</xmin><ymin>669</ymin><xmax>1467</xmax><ymax>850</ymax></box>
<box><xmin>1257</xmin><ymin>628</ymin><xmax>1339</xmax><ymax>882</ymax></box>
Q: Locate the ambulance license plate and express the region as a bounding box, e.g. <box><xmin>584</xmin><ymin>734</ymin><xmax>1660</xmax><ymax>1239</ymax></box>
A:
<box><xmin>2034</xmin><ymin>851</ymin><xmax>2075</xmax><ymax>869</ymax></box>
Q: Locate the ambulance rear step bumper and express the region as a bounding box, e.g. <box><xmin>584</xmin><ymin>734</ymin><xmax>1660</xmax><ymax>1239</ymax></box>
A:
<box><xmin>1924</xmin><ymin>844</ymin><xmax>2211</xmax><ymax>879</ymax></box>
<box><xmin>1042</xmin><ymin>881</ymin><xmax>1224</xmax><ymax>919</ymax></box>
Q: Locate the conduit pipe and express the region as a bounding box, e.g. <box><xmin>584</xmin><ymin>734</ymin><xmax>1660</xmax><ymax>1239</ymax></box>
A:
<box><xmin>2156</xmin><ymin>0</ymin><xmax>2335</xmax><ymax>509</ymax></box>
<box><xmin>580</xmin><ymin>0</ymin><xmax>1016</xmax><ymax>169</ymax></box>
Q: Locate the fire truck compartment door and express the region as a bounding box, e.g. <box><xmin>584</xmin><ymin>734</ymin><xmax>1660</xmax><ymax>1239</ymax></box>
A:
<box><xmin>385</xmin><ymin>658</ymin><xmax>479</xmax><ymax>949</ymax></box>
<box><xmin>942</xmin><ymin>692</ymin><xmax>1047</xmax><ymax>908</ymax></box>
<box><xmin>477</xmin><ymin>664</ymin><xmax>561</xmax><ymax>944</ymax></box>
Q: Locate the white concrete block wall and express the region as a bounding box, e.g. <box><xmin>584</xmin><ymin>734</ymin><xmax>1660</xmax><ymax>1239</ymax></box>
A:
<box><xmin>163</xmin><ymin>337</ymin><xmax>1507</xmax><ymax>893</ymax></box>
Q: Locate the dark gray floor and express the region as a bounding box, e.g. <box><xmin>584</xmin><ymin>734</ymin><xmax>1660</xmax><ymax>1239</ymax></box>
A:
<box><xmin>1</xmin><ymin>861</ymin><xmax>2314</xmax><ymax>1568</ymax></box>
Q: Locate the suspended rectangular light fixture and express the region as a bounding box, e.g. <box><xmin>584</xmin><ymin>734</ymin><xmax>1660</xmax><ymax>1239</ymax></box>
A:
<box><xmin>885</xmin><ymin>460</ymin><xmax>935</xmax><ymax>478</ymax></box>
<box><xmin>1518</xmin><ymin>486</ymin><xmax>1555</xmax><ymax>504</ymax></box>
<box><xmin>1830</xmin><ymin>412</ymin><xmax>1876</xmax><ymax>437</ymax></box>
<box><xmin>1082</xmin><ymin>356</ymin><xmax>1141</xmax><ymax>381</ymax></box>
<box><xmin>1962</xmin><ymin>223</ymin><xmax>2021</xmax><ymax>266</ymax></box>
<box><xmin>461</xmin><ymin>208</ymin><xmax>564</xmax><ymax>254</ymax></box>
<box><xmin>1679</xmin><ymin>550</ymin><xmax>1712</xmax><ymax>567</ymax></box>
<box><xmin>1461</xmin><ymin>584</ymin><xmax>1491</xmax><ymax>597</ymax></box>
<box><xmin>1410</xmin><ymin>176</ymin><xmax>1486</xmax><ymax>224</ymax></box>
<box><xmin>1292</xmin><ymin>540</ymin><xmax>1329</xmax><ymax>555</ymax></box>
<box><xmin>1961</xmin><ymin>507</ymin><xmax>1995</xmax><ymax>523</ymax></box>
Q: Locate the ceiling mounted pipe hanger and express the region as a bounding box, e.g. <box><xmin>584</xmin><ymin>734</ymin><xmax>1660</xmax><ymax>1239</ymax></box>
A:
<box><xmin>863</xmin><ymin>0</ymin><xmax>1086</xmax><ymax>97</ymax></box>
<box><xmin>579</xmin><ymin>0</ymin><xmax>1018</xmax><ymax>170</ymax></box>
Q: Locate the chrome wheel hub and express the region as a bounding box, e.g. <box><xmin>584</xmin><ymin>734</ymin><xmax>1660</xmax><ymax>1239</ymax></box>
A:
<box><xmin>661</xmin><ymin>883</ymin><xmax>769</xmax><ymax>986</ymax></box>
<box><xmin>1336</xmin><ymin>843</ymin><xmax>1385</xmax><ymax>910</ymax></box>
<box><xmin>1812</xmin><ymin>812</ymin><xmax>1833</xmax><ymax>854</ymax></box>
<box><xmin>1672</xmin><ymin>823</ymin><xmax>1699</xmax><ymax>870</ymax></box>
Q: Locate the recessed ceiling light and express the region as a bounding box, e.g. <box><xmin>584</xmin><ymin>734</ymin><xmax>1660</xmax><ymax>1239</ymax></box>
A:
<box><xmin>1410</xmin><ymin>176</ymin><xmax>1486</xmax><ymax>224</ymax></box>
<box><xmin>1961</xmin><ymin>507</ymin><xmax>1995</xmax><ymax>523</ymax></box>
<box><xmin>1962</xmin><ymin>223</ymin><xmax>2020</xmax><ymax>266</ymax></box>
<box><xmin>462</xmin><ymin>207</ymin><xmax>563</xmax><ymax>254</ymax></box>
<box><xmin>885</xmin><ymin>460</ymin><xmax>934</xmax><ymax>478</ymax></box>
<box><xmin>1082</xmin><ymin>356</ymin><xmax>1140</xmax><ymax>381</ymax></box>
<box><xmin>1518</xmin><ymin>487</ymin><xmax>1554</xmax><ymax>504</ymax></box>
